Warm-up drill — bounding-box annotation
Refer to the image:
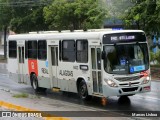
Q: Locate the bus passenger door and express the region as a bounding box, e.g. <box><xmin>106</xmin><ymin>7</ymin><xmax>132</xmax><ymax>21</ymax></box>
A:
<box><xmin>91</xmin><ymin>47</ymin><xmax>103</xmax><ymax>94</ymax></box>
<box><xmin>51</xmin><ymin>46</ymin><xmax>58</xmax><ymax>88</ymax></box>
<box><xmin>18</xmin><ymin>46</ymin><xmax>25</xmax><ymax>83</ymax></box>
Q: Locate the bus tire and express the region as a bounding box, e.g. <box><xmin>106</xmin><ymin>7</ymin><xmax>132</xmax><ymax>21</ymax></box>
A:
<box><xmin>31</xmin><ymin>74</ymin><xmax>41</xmax><ymax>92</ymax></box>
<box><xmin>78</xmin><ymin>80</ymin><xmax>91</xmax><ymax>100</ymax></box>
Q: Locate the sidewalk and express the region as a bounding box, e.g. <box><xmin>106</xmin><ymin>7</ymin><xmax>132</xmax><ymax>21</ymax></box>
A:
<box><xmin>0</xmin><ymin>87</ymin><xmax>145</xmax><ymax>120</ymax></box>
<box><xmin>0</xmin><ymin>63</ymin><xmax>7</xmax><ymax>75</ymax></box>
<box><xmin>0</xmin><ymin>88</ymin><xmax>69</xmax><ymax>120</ymax></box>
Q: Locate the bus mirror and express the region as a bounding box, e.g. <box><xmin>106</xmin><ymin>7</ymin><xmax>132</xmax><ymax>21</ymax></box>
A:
<box><xmin>102</xmin><ymin>51</ymin><xmax>106</xmax><ymax>59</ymax></box>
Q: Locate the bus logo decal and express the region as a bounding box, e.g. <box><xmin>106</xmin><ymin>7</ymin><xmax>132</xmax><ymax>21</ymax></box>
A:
<box><xmin>45</xmin><ymin>61</ymin><xmax>48</xmax><ymax>67</ymax></box>
<box><xmin>41</xmin><ymin>68</ymin><xmax>48</xmax><ymax>74</ymax></box>
<box><xmin>59</xmin><ymin>70</ymin><xmax>73</xmax><ymax>77</ymax></box>
<box><xmin>31</xmin><ymin>62</ymin><xmax>35</xmax><ymax>69</ymax></box>
<box><xmin>28</xmin><ymin>60</ymin><xmax>38</xmax><ymax>76</ymax></box>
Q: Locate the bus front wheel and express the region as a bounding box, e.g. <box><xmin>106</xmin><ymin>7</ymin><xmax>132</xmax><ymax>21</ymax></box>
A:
<box><xmin>78</xmin><ymin>80</ymin><xmax>91</xmax><ymax>100</ymax></box>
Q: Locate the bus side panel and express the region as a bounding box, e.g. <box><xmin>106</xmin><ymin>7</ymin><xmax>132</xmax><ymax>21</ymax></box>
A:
<box><xmin>24</xmin><ymin>59</ymin><xmax>30</xmax><ymax>85</ymax></box>
<box><xmin>72</xmin><ymin>63</ymin><xmax>92</xmax><ymax>95</ymax></box>
<box><xmin>58</xmin><ymin>62</ymin><xmax>91</xmax><ymax>94</ymax></box>
<box><xmin>8</xmin><ymin>58</ymin><xmax>19</xmax><ymax>83</ymax></box>
<box><xmin>37</xmin><ymin>60</ymin><xmax>51</xmax><ymax>89</ymax></box>
<box><xmin>58</xmin><ymin>62</ymin><xmax>74</xmax><ymax>92</ymax></box>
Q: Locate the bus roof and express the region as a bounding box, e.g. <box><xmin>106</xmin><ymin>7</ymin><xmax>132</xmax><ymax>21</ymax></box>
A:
<box><xmin>8</xmin><ymin>30</ymin><xmax>144</xmax><ymax>41</ymax></box>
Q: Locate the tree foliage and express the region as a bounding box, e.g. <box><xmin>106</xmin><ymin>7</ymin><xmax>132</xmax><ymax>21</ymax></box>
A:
<box><xmin>0</xmin><ymin>0</ymin><xmax>49</xmax><ymax>33</ymax></box>
<box><xmin>0</xmin><ymin>0</ymin><xmax>107</xmax><ymax>33</ymax></box>
<box><xmin>150</xmin><ymin>51</ymin><xmax>160</xmax><ymax>64</ymax></box>
<box><xmin>43</xmin><ymin>0</ymin><xmax>107</xmax><ymax>31</ymax></box>
<box><xmin>10</xmin><ymin>6</ymin><xmax>48</xmax><ymax>33</ymax></box>
<box><xmin>124</xmin><ymin>0</ymin><xmax>160</xmax><ymax>35</ymax></box>
<box><xmin>0</xmin><ymin>0</ymin><xmax>12</xmax><ymax>29</ymax></box>
<box><xmin>106</xmin><ymin>0</ymin><xmax>133</xmax><ymax>19</ymax></box>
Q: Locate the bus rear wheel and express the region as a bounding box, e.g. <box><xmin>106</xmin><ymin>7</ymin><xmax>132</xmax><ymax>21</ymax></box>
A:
<box><xmin>31</xmin><ymin>74</ymin><xmax>46</xmax><ymax>93</ymax></box>
<box><xmin>78</xmin><ymin>80</ymin><xmax>91</xmax><ymax>100</ymax></box>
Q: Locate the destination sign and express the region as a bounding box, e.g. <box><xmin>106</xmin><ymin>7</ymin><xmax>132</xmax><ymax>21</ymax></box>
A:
<box><xmin>103</xmin><ymin>32</ymin><xmax>146</xmax><ymax>44</ymax></box>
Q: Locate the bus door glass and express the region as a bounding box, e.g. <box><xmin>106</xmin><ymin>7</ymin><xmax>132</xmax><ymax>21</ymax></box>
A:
<box><xmin>18</xmin><ymin>46</ymin><xmax>25</xmax><ymax>83</ymax></box>
<box><xmin>51</xmin><ymin>46</ymin><xmax>58</xmax><ymax>87</ymax></box>
<box><xmin>91</xmin><ymin>47</ymin><xmax>103</xmax><ymax>94</ymax></box>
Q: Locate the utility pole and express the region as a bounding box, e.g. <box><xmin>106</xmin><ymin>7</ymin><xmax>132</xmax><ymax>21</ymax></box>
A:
<box><xmin>3</xmin><ymin>26</ymin><xmax>7</xmax><ymax>59</ymax></box>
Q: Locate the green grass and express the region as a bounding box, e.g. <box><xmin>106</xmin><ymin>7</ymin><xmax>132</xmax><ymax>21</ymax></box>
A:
<box><xmin>12</xmin><ymin>93</ymin><xmax>29</xmax><ymax>98</ymax></box>
<box><xmin>30</xmin><ymin>95</ymin><xmax>41</xmax><ymax>99</ymax></box>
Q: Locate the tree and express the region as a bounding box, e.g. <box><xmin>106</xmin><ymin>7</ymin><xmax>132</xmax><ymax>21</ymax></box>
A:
<box><xmin>0</xmin><ymin>0</ymin><xmax>107</xmax><ymax>33</ymax></box>
<box><xmin>0</xmin><ymin>0</ymin><xmax>12</xmax><ymax>30</ymax></box>
<box><xmin>10</xmin><ymin>7</ymin><xmax>48</xmax><ymax>33</ymax></box>
<box><xmin>0</xmin><ymin>0</ymin><xmax>50</xmax><ymax>33</ymax></box>
<box><xmin>106</xmin><ymin>0</ymin><xmax>133</xmax><ymax>19</ymax></box>
<box><xmin>43</xmin><ymin>0</ymin><xmax>108</xmax><ymax>31</ymax></box>
<box><xmin>123</xmin><ymin>0</ymin><xmax>160</xmax><ymax>35</ymax></box>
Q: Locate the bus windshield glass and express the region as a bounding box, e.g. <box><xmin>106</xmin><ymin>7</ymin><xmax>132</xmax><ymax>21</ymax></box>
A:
<box><xmin>103</xmin><ymin>43</ymin><xmax>149</xmax><ymax>74</ymax></box>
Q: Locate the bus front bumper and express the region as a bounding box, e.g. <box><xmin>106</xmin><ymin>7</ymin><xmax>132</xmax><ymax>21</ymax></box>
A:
<box><xmin>102</xmin><ymin>82</ymin><xmax>151</xmax><ymax>97</ymax></box>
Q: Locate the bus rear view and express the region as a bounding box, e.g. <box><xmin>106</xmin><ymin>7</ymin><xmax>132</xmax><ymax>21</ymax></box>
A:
<box><xmin>102</xmin><ymin>31</ymin><xmax>150</xmax><ymax>97</ymax></box>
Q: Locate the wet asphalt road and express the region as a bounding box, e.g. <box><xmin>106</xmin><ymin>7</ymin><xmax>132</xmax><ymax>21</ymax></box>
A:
<box><xmin>0</xmin><ymin>63</ymin><xmax>160</xmax><ymax>118</ymax></box>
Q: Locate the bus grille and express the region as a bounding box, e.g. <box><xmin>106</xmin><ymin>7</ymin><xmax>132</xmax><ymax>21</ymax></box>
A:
<box><xmin>115</xmin><ymin>76</ymin><xmax>140</xmax><ymax>82</ymax></box>
<box><xmin>119</xmin><ymin>82</ymin><xmax>140</xmax><ymax>86</ymax></box>
<box><xmin>122</xmin><ymin>87</ymin><xmax>138</xmax><ymax>92</ymax></box>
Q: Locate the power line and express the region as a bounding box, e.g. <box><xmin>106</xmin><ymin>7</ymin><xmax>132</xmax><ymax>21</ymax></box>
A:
<box><xmin>0</xmin><ymin>0</ymin><xmax>53</xmax><ymax>7</ymax></box>
<box><xmin>0</xmin><ymin>0</ymin><xmax>158</xmax><ymax>8</ymax></box>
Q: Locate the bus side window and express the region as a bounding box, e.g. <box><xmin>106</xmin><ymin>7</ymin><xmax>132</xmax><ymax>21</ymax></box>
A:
<box><xmin>59</xmin><ymin>41</ymin><xmax>61</xmax><ymax>61</ymax></box>
<box><xmin>76</xmin><ymin>40</ymin><xmax>88</xmax><ymax>63</ymax></box>
<box><xmin>28</xmin><ymin>41</ymin><xmax>37</xmax><ymax>59</ymax></box>
<box><xmin>91</xmin><ymin>48</ymin><xmax>96</xmax><ymax>69</ymax></box>
<box><xmin>62</xmin><ymin>40</ymin><xmax>75</xmax><ymax>62</ymax></box>
<box><xmin>25</xmin><ymin>41</ymin><xmax>28</xmax><ymax>59</ymax></box>
<box><xmin>97</xmin><ymin>48</ymin><xmax>101</xmax><ymax>69</ymax></box>
<box><xmin>9</xmin><ymin>41</ymin><xmax>17</xmax><ymax>58</ymax></box>
<box><xmin>38</xmin><ymin>40</ymin><xmax>47</xmax><ymax>60</ymax></box>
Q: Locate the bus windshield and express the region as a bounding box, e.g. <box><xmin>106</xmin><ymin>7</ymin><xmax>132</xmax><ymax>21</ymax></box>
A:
<box><xmin>103</xmin><ymin>43</ymin><xmax>149</xmax><ymax>74</ymax></box>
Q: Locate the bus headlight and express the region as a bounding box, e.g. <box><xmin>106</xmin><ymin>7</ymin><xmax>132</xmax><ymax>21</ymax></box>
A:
<box><xmin>142</xmin><ymin>77</ymin><xmax>150</xmax><ymax>84</ymax></box>
<box><xmin>104</xmin><ymin>79</ymin><xmax>118</xmax><ymax>87</ymax></box>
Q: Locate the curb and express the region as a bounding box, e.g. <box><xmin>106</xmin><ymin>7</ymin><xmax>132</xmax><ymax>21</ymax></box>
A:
<box><xmin>0</xmin><ymin>100</ymin><xmax>70</xmax><ymax>120</ymax></box>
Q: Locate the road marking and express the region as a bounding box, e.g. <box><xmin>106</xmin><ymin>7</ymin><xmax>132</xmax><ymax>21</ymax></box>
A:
<box><xmin>0</xmin><ymin>100</ymin><xmax>70</xmax><ymax>120</ymax></box>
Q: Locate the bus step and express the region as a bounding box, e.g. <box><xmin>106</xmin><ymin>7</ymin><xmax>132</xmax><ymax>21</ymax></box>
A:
<box><xmin>52</xmin><ymin>88</ymin><xmax>60</xmax><ymax>92</ymax></box>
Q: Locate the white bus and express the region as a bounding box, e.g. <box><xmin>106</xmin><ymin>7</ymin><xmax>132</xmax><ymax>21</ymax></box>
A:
<box><xmin>7</xmin><ymin>29</ymin><xmax>151</xmax><ymax>100</ymax></box>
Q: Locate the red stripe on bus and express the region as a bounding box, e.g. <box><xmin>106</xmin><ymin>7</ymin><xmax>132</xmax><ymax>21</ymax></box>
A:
<box><xmin>28</xmin><ymin>59</ymin><xmax>38</xmax><ymax>76</ymax></box>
